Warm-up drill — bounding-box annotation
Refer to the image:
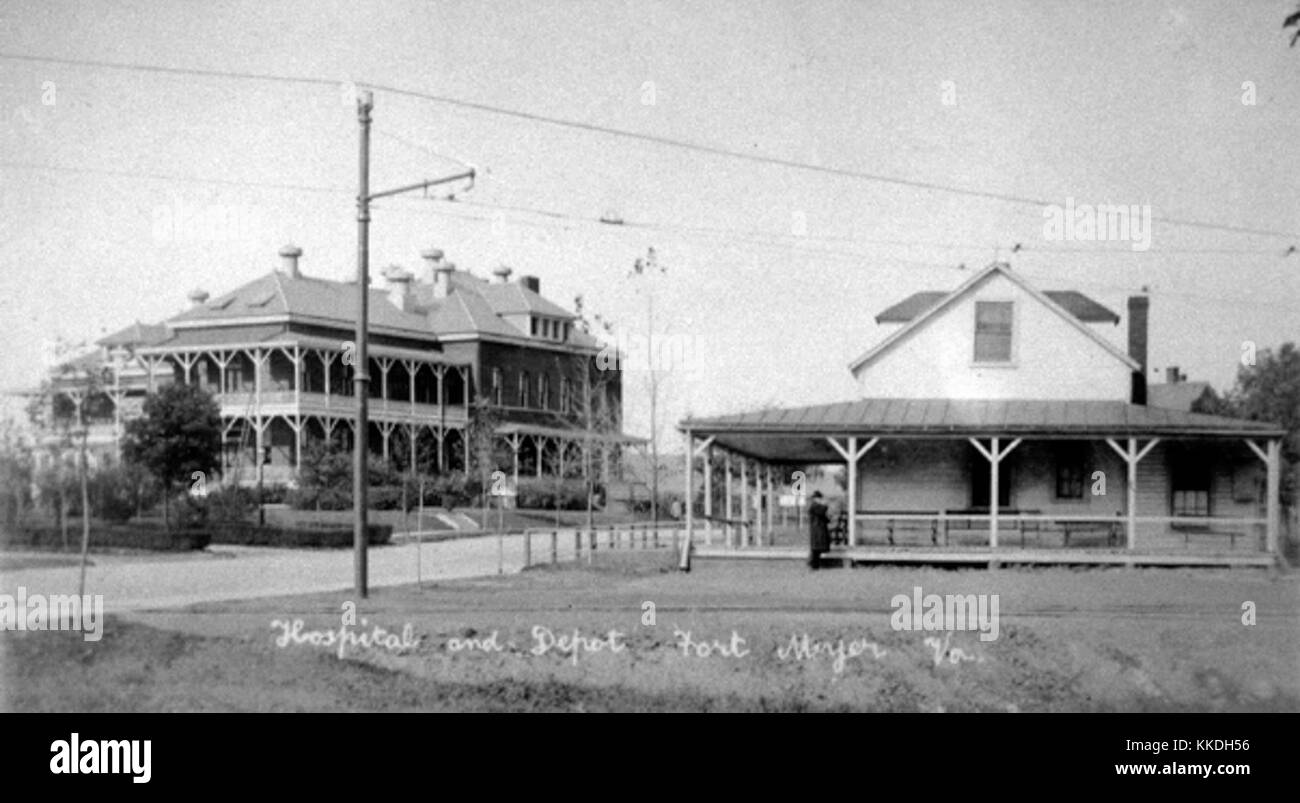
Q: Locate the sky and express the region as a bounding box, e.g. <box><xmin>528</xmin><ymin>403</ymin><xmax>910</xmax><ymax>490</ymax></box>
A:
<box><xmin>1</xmin><ymin>0</ymin><xmax>1298</xmax><ymax>447</ymax></box>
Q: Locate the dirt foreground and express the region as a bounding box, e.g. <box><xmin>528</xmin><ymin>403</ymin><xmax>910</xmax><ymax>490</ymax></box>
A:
<box><xmin>3</xmin><ymin>553</ymin><xmax>1297</xmax><ymax>712</ymax></box>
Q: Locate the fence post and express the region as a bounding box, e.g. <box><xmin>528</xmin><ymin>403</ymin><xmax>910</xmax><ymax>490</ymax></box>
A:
<box><xmin>551</xmin><ymin>529</ymin><xmax>558</xmax><ymax>565</ymax></box>
<box><xmin>523</xmin><ymin>529</ymin><xmax>531</xmax><ymax>568</ymax></box>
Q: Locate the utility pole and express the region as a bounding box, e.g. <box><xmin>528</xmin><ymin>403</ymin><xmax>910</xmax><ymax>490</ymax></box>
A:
<box><xmin>353</xmin><ymin>91</ymin><xmax>474</xmax><ymax>598</ymax></box>
<box><xmin>354</xmin><ymin>90</ymin><xmax>372</xmax><ymax>598</ymax></box>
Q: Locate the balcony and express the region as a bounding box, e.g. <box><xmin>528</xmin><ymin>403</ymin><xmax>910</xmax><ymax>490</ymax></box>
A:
<box><xmin>215</xmin><ymin>391</ymin><xmax>467</xmax><ymax>425</ymax></box>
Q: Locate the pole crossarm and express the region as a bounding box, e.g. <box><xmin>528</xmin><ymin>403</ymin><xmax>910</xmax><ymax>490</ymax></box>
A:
<box><xmin>366</xmin><ymin>169</ymin><xmax>476</xmax><ymax>202</ymax></box>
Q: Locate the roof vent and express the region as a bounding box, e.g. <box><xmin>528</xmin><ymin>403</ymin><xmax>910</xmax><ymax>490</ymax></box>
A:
<box><xmin>422</xmin><ymin>247</ymin><xmax>454</xmax><ymax>299</ymax></box>
<box><xmin>187</xmin><ymin>288</ymin><xmax>209</xmax><ymax>308</ymax></box>
<box><xmin>492</xmin><ymin>264</ymin><xmax>513</xmax><ymax>284</ymax></box>
<box><xmin>383</xmin><ymin>264</ymin><xmax>415</xmax><ymax>312</ymax></box>
<box><xmin>278</xmin><ymin>244</ymin><xmax>303</xmax><ymax>278</ymax></box>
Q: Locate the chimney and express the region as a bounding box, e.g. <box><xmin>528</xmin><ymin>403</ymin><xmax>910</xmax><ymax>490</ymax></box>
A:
<box><xmin>1128</xmin><ymin>294</ymin><xmax>1149</xmax><ymax>404</ymax></box>
<box><xmin>279</xmin><ymin>244</ymin><xmax>303</xmax><ymax>278</ymax></box>
<box><xmin>492</xmin><ymin>264</ymin><xmax>513</xmax><ymax>284</ymax></box>
<box><xmin>422</xmin><ymin>247</ymin><xmax>454</xmax><ymax>299</ymax></box>
<box><xmin>187</xmin><ymin>288</ymin><xmax>209</xmax><ymax>308</ymax></box>
<box><xmin>518</xmin><ymin>274</ymin><xmax>540</xmax><ymax>294</ymax></box>
<box><xmin>382</xmin><ymin>265</ymin><xmax>414</xmax><ymax>312</ymax></box>
<box><xmin>1165</xmin><ymin>366</ymin><xmax>1181</xmax><ymax>384</ymax></box>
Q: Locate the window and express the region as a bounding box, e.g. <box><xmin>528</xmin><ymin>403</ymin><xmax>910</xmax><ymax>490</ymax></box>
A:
<box><xmin>530</xmin><ymin>318</ymin><xmax>538</xmax><ymax>336</ymax></box>
<box><xmin>974</xmin><ymin>301</ymin><xmax>1014</xmax><ymax>363</ymax></box>
<box><xmin>538</xmin><ymin>374</ymin><xmax>549</xmax><ymax>409</ymax></box>
<box><xmin>1055</xmin><ymin>443</ymin><xmax>1086</xmax><ymax>499</ymax></box>
<box><xmin>560</xmin><ymin>378</ymin><xmax>572</xmax><ymax>413</ymax></box>
<box><xmin>491</xmin><ymin>367</ymin><xmax>502</xmax><ymax>406</ymax></box>
<box><xmin>1171</xmin><ymin>463</ymin><xmax>1211</xmax><ymax>517</ymax></box>
<box><xmin>518</xmin><ymin>371</ymin><xmax>530</xmax><ymax>407</ymax></box>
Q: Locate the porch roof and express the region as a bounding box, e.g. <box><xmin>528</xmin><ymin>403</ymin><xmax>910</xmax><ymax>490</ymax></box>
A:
<box><xmin>680</xmin><ymin>398</ymin><xmax>1284</xmax><ymax>462</ymax></box>
<box><xmin>495</xmin><ymin>421</ymin><xmax>646</xmax><ymax>445</ymax></box>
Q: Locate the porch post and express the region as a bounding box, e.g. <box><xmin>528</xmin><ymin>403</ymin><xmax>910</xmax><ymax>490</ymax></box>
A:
<box><xmin>1106</xmin><ymin>437</ymin><xmax>1159</xmax><ymax>551</ymax></box>
<box><xmin>1246</xmin><ymin>438</ymin><xmax>1282</xmax><ymax>555</ymax></box>
<box><xmin>683</xmin><ymin>429</ymin><xmax>693</xmax><ymax>548</ymax></box>
<box><xmin>724</xmin><ymin>451</ymin><xmax>733</xmax><ymax>547</ymax></box>
<box><xmin>703</xmin><ymin>441</ymin><xmax>713</xmax><ymax>545</ymax></box>
<box><xmin>765</xmin><ymin>464</ymin><xmax>774</xmax><ymax>547</ymax></box>
<box><xmin>1267</xmin><ymin>439</ymin><xmax>1281</xmax><ymax>555</ymax></box>
<box><xmin>990</xmin><ymin>436</ymin><xmax>999</xmax><ymax>549</ymax></box>
<box><xmin>740</xmin><ymin>457</ymin><xmax>749</xmax><ymax>546</ymax></box>
<box><xmin>847</xmin><ymin>436</ymin><xmax>858</xmax><ymax>547</ymax></box>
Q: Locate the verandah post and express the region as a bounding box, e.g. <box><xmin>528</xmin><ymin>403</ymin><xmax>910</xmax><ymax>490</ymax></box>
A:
<box><xmin>990</xmin><ymin>436</ymin><xmax>1000</xmax><ymax>549</ymax></box>
<box><xmin>682</xmin><ymin>428</ymin><xmax>692</xmax><ymax>554</ymax></box>
<box><xmin>848</xmin><ymin>435</ymin><xmax>858</xmax><ymax>548</ymax></box>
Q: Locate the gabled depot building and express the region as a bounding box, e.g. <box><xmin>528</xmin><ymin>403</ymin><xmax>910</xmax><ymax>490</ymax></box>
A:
<box><xmin>679</xmin><ymin>263</ymin><xmax>1285</xmax><ymax>563</ymax></box>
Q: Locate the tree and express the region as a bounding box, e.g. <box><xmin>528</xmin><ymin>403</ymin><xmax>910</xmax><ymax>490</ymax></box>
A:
<box><xmin>463</xmin><ymin>398</ymin><xmax>508</xmax><ymax>528</ymax></box>
<box><xmin>27</xmin><ymin>338</ymin><xmax>112</xmax><ymax>593</ymax></box>
<box><xmin>122</xmin><ymin>382</ymin><xmax>222</xmax><ymax>534</ymax></box>
<box><xmin>1286</xmin><ymin>2</ymin><xmax>1300</xmax><ymax>47</ymax></box>
<box><xmin>1194</xmin><ymin>342</ymin><xmax>1300</xmax><ymax>506</ymax></box>
<box><xmin>0</xmin><ymin>417</ymin><xmax>35</xmax><ymax>532</ymax></box>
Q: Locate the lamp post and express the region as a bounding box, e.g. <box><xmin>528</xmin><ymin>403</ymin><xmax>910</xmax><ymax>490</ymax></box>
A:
<box><xmin>353</xmin><ymin>90</ymin><xmax>474</xmax><ymax>597</ymax></box>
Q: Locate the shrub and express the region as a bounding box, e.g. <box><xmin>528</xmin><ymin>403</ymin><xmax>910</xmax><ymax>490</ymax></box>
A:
<box><xmin>201</xmin><ymin>484</ymin><xmax>259</xmax><ymax>524</ymax></box>
<box><xmin>207</xmin><ymin>523</ymin><xmax>392</xmax><ymax>548</ymax></box>
<box><xmin>3</xmin><ymin>522</ymin><xmax>209</xmax><ymax>551</ymax></box>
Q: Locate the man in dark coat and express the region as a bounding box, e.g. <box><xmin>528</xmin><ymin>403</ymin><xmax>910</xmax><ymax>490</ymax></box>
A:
<box><xmin>808</xmin><ymin>490</ymin><xmax>830</xmax><ymax>570</ymax></box>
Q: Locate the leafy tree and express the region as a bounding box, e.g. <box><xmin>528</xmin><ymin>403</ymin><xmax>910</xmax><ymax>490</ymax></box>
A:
<box><xmin>27</xmin><ymin>338</ymin><xmax>112</xmax><ymax>593</ymax></box>
<box><xmin>1194</xmin><ymin>342</ymin><xmax>1300</xmax><ymax>506</ymax></box>
<box><xmin>121</xmin><ymin>382</ymin><xmax>221</xmax><ymax>533</ymax></box>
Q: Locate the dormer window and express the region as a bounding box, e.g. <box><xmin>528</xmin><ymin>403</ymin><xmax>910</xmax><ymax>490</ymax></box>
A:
<box><xmin>974</xmin><ymin>301</ymin><xmax>1014</xmax><ymax>363</ymax></box>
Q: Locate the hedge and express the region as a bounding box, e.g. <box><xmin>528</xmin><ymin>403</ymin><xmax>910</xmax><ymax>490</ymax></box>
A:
<box><xmin>208</xmin><ymin>522</ymin><xmax>393</xmax><ymax>548</ymax></box>
<box><xmin>4</xmin><ymin>523</ymin><xmax>210</xmax><ymax>551</ymax></box>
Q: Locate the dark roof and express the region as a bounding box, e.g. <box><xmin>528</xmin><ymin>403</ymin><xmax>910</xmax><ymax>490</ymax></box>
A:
<box><xmin>684</xmin><ymin>398</ymin><xmax>1281</xmax><ymax>438</ymax></box>
<box><xmin>97</xmin><ymin>321</ymin><xmax>171</xmax><ymax>348</ymax></box>
<box><xmin>875</xmin><ymin>290</ymin><xmax>1120</xmax><ymax>324</ymax></box>
<box><xmin>1147</xmin><ymin>382</ymin><xmax>1213</xmax><ymax>412</ymax></box>
<box><xmin>165</xmin><ymin>266</ymin><xmax>588</xmax><ymax>344</ymax></box>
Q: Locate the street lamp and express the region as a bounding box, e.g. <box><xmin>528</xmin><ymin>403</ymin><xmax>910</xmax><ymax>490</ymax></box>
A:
<box><xmin>353</xmin><ymin>90</ymin><xmax>474</xmax><ymax>597</ymax></box>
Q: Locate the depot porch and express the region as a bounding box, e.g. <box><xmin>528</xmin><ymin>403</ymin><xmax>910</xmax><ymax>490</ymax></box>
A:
<box><xmin>678</xmin><ymin>399</ymin><xmax>1285</xmax><ymax>568</ymax></box>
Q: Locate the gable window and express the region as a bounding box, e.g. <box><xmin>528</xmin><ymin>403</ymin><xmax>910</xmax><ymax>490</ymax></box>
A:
<box><xmin>1054</xmin><ymin>443</ymin><xmax>1086</xmax><ymax>500</ymax></box>
<box><xmin>973</xmin><ymin>301</ymin><xmax>1014</xmax><ymax>363</ymax></box>
<box><xmin>518</xmin><ymin>371</ymin><xmax>530</xmax><ymax>407</ymax></box>
<box><xmin>491</xmin><ymin>367</ymin><xmax>502</xmax><ymax>406</ymax></box>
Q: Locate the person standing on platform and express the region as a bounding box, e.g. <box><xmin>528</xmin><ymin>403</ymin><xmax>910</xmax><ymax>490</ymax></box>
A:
<box><xmin>808</xmin><ymin>490</ymin><xmax>830</xmax><ymax>570</ymax></box>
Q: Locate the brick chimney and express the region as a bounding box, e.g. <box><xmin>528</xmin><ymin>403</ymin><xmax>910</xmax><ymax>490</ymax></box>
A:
<box><xmin>382</xmin><ymin>265</ymin><xmax>414</xmax><ymax>312</ymax></box>
<box><xmin>1128</xmin><ymin>294</ymin><xmax>1149</xmax><ymax>404</ymax></box>
<box><xmin>279</xmin><ymin>244</ymin><xmax>303</xmax><ymax>278</ymax></box>
<box><xmin>422</xmin><ymin>247</ymin><xmax>454</xmax><ymax>299</ymax></box>
<box><xmin>518</xmin><ymin>274</ymin><xmax>540</xmax><ymax>294</ymax></box>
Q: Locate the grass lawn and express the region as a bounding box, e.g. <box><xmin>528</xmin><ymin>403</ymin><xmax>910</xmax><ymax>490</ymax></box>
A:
<box><xmin>3</xmin><ymin>553</ymin><xmax>1297</xmax><ymax>712</ymax></box>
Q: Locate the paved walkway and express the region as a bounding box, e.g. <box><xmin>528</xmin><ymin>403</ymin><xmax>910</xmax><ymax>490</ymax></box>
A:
<box><xmin>0</xmin><ymin>532</ymin><xmax>583</xmax><ymax>612</ymax></box>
